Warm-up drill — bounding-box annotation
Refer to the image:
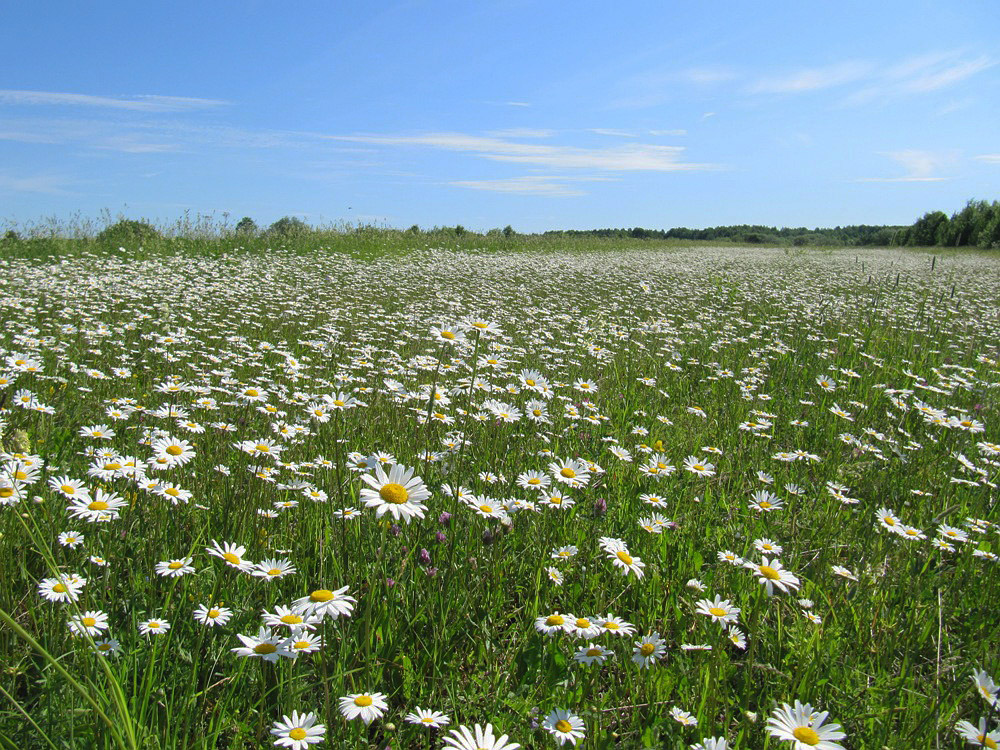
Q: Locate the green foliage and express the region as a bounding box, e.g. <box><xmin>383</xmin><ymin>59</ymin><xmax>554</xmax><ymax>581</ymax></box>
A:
<box><xmin>95</xmin><ymin>219</ymin><xmax>161</xmax><ymax>246</ymax></box>
<box><xmin>266</xmin><ymin>216</ymin><xmax>310</xmax><ymax>238</ymax></box>
<box><xmin>233</xmin><ymin>217</ymin><xmax>258</xmax><ymax>236</ymax></box>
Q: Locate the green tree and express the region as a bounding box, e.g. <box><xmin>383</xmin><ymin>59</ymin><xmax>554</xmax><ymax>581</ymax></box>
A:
<box><xmin>267</xmin><ymin>216</ymin><xmax>310</xmax><ymax>238</ymax></box>
<box><xmin>906</xmin><ymin>211</ymin><xmax>949</xmax><ymax>247</ymax></box>
<box><xmin>234</xmin><ymin>217</ymin><xmax>258</xmax><ymax>235</ymax></box>
<box><xmin>96</xmin><ymin>219</ymin><xmax>161</xmax><ymax>246</ymax></box>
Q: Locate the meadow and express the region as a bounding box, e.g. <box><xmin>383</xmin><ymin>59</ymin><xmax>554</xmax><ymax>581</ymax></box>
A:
<box><xmin>0</xmin><ymin>237</ymin><xmax>998</xmax><ymax>749</ymax></box>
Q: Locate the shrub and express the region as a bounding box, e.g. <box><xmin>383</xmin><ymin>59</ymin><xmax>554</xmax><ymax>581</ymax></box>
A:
<box><xmin>96</xmin><ymin>219</ymin><xmax>161</xmax><ymax>246</ymax></box>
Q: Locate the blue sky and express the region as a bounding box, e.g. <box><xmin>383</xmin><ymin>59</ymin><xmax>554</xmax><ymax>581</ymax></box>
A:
<box><xmin>1</xmin><ymin>1</ymin><xmax>998</xmax><ymax>233</ymax></box>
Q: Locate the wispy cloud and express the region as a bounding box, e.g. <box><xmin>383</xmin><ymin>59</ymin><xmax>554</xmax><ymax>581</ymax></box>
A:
<box><xmin>0</xmin><ymin>90</ymin><xmax>230</xmax><ymax>112</ymax></box>
<box><xmin>324</xmin><ymin>131</ymin><xmax>717</xmax><ymax>172</ymax></box>
<box><xmin>448</xmin><ymin>175</ymin><xmax>612</xmax><ymax>196</ymax></box>
<box><xmin>856</xmin><ymin>149</ymin><xmax>954</xmax><ymax>182</ymax></box>
<box><xmin>589</xmin><ymin>128</ymin><xmax>638</xmax><ymax>137</ymax></box>
<box><xmin>486</xmin><ymin>128</ymin><xmax>555</xmax><ymax>138</ymax></box>
<box><xmin>648</xmin><ymin>129</ymin><xmax>686</xmax><ymax>136</ymax></box>
<box><xmin>747</xmin><ymin>61</ymin><xmax>872</xmax><ymax>94</ymax></box>
<box><xmin>0</xmin><ymin>173</ymin><xmax>74</xmax><ymax>195</ymax></box>
<box><xmin>976</xmin><ymin>154</ymin><xmax>1000</xmax><ymax>164</ymax></box>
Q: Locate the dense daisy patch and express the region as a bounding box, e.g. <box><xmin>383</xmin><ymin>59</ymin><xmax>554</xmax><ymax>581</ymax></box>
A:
<box><xmin>1</xmin><ymin>243</ymin><xmax>998</xmax><ymax>748</ymax></box>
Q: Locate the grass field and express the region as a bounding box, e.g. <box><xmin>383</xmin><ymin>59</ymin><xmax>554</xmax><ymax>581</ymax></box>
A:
<box><xmin>1</xmin><ymin>239</ymin><xmax>998</xmax><ymax>749</ymax></box>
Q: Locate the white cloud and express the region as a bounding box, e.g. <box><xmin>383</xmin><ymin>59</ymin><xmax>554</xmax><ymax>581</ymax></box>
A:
<box><xmin>0</xmin><ymin>173</ymin><xmax>74</xmax><ymax>195</ymax></box>
<box><xmin>748</xmin><ymin>61</ymin><xmax>871</xmax><ymax>94</ymax></box>
<box><xmin>589</xmin><ymin>128</ymin><xmax>638</xmax><ymax>137</ymax></box>
<box><xmin>976</xmin><ymin>154</ymin><xmax>1000</xmax><ymax>164</ymax></box>
<box><xmin>448</xmin><ymin>176</ymin><xmax>593</xmax><ymax>196</ymax></box>
<box><xmin>648</xmin><ymin>129</ymin><xmax>686</xmax><ymax>136</ymax></box>
<box><xmin>325</xmin><ymin>131</ymin><xmax>717</xmax><ymax>172</ymax></box>
<box><xmin>0</xmin><ymin>90</ymin><xmax>230</xmax><ymax>112</ymax></box>
<box><xmin>486</xmin><ymin>128</ymin><xmax>555</xmax><ymax>138</ymax></box>
<box><xmin>856</xmin><ymin>149</ymin><xmax>954</xmax><ymax>182</ymax></box>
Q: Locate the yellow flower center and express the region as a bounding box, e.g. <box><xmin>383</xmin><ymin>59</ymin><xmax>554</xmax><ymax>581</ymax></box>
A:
<box><xmin>168</xmin><ymin>561</ymin><xmax>184</xmax><ymax>570</ymax></box>
<box><xmin>549</xmin><ymin>496</ymin><xmax>562</xmax><ymax>505</ymax></box>
<box><xmin>545</xmin><ymin>614</ymin><xmax>565</xmax><ymax>626</ymax></box>
<box><xmin>616</xmin><ymin>550</ymin><xmax>634</xmax><ymax>565</ymax></box>
<box><xmin>759</xmin><ymin>565</ymin><xmax>781</xmax><ymax>580</ymax></box>
<box><xmin>527</xmin><ymin>478</ymin><xmax>541</xmax><ymax>485</ymax></box>
<box><xmin>471</xmin><ymin>322</ymin><xmax>488</xmax><ymax>329</ymax></box>
<box><xmin>693</xmin><ymin>464</ymin><xmax>704</xmax><ymax>471</ymax></box>
<box><xmin>555</xmin><ymin>720</ymin><xmax>573</xmax><ymax>733</ymax></box>
<box><xmin>979</xmin><ymin>736</ymin><xmax>997</xmax><ymax>749</ymax></box>
<box><xmin>883</xmin><ymin>517</ymin><xmax>896</xmax><ymax>525</ymax></box>
<box><xmin>208</xmin><ymin>609</ymin><xmax>220</xmax><ymax>618</ymax></box>
<box><xmin>604</xmin><ymin>622</ymin><xmax>619</xmax><ymax>630</ymax></box>
<box><xmin>708</xmin><ymin>607</ymin><xmax>727</xmax><ymax>617</ymax></box>
<box><xmin>560</xmin><ymin>467</ymin><xmax>576</xmax><ymax>478</ymax></box>
<box><xmin>104</xmin><ymin>462</ymin><xmax>122</xmax><ymax>470</ymax></box>
<box><xmin>82</xmin><ymin>617</ymin><xmax>97</xmax><ymax>627</ymax></box>
<box><xmin>148</xmin><ymin>622</ymin><xmax>161</xmax><ymax>629</ymax></box>
<box><xmin>87</xmin><ymin>500</ymin><xmax>110</xmax><ymax>511</ymax></box>
<box><xmin>256</xmin><ymin>444</ymin><xmax>270</xmax><ymax>453</ymax></box>
<box><xmin>294</xmin><ymin>640</ymin><xmax>311</xmax><ymax>649</ymax></box>
<box><xmin>61</xmin><ymin>485</ymin><xmax>76</xmax><ymax>495</ymax></box>
<box><xmin>166</xmin><ymin>445</ymin><xmax>183</xmax><ymax>456</ymax></box>
<box><xmin>223</xmin><ymin>553</ymin><xmax>241</xmax><ymax>564</ymax></box>
<box><xmin>640</xmin><ymin>643</ymin><xmax>655</xmax><ymax>656</ymax></box>
<box><xmin>14</xmin><ymin>469</ymin><xmax>28</xmax><ymax>480</ymax></box>
<box><xmin>479</xmin><ymin>504</ymin><xmax>494</xmax><ymax>513</ymax></box>
<box><xmin>254</xmin><ymin>643</ymin><xmax>276</xmax><ymax>654</ymax></box>
<box><xmin>354</xmin><ymin>695</ymin><xmax>373</xmax><ymax>707</ymax></box>
<box><xmin>586</xmin><ymin>647</ymin><xmax>602</xmax><ymax>656</ymax></box>
<box><xmin>575</xmin><ymin>618</ymin><xmax>591</xmax><ymax>628</ymax></box>
<box><xmin>422</xmin><ymin>717</ymin><xmax>435</xmax><ymax>723</ymax></box>
<box><xmin>759</xmin><ymin>501</ymin><xmax>772</xmax><ymax>509</ymax></box>
<box><xmin>792</xmin><ymin>727</ymin><xmax>820</xmax><ymax>745</ymax></box>
<box><xmin>98</xmin><ymin>643</ymin><xmax>111</xmax><ymax>651</ymax></box>
<box><xmin>333</xmin><ymin>400</ymin><xmax>345</xmax><ymax>407</ymax></box>
<box><xmin>289</xmin><ymin>728</ymin><xmax>307</xmax><ymax>741</ymax></box>
<box><xmin>280</xmin><ymin>614</ymin><xmax>303</xmax><ymax>624</ymax></box>
<box><xmin>441</xmin><ymin>331</ymin><xmax>455</xmax><ymax>340</ymax></box>
<box><xmin>165</xmin><ymin>488</ymin><xmax>179</xmax><ymax>496</ymax></box>
<box><xmin>267</xmin><ymin>568</ymin><xmax>282</xmax><ymax>576</ymax></box>
<box><xmin>379</xmin><ymin>483</ymin><xmax>409</xmax><ymax>504</ymax></box>
<box><xmin>0</xmin><ymin>488</ymin><xmax>12</xmax><ymax>498</ymax></box>
<box><xmin>245</xmin><ymin>389</ymin><xmax>259</xmax><ymax>397</ymax></box>
<box><xmin>53</xmin><ymin>583</ymin><xmax>67</xmax><ymax>593</ymax></box>
<box><xmin>310</xmin><ymin>589</ymin><xmax>334</xmax><ymax>602</ymax></box>
<box><xmin>532</xmin><ymin>409</ymin><xmax>542</xmax><ymax>416</ymax></box>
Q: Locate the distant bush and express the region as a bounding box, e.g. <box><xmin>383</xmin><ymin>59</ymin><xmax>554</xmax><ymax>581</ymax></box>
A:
<box><xmin>2</xmin><ymin>230</ymin><xmax>21</xmax><ymax>243</ymax></box>
<box><xmin>96</xmin><ymin>219</ymin><xmax>161</xmax><ymax>246</ymax></box>
<box><xmin>267</xmin><ymin>216</ymin><xmax>310</xmax><ymax>238</ymax></box>
<box><xmin>234</xmin><ymin>217</ymin><xmax>259</xmax><ymax>236</ymax></box>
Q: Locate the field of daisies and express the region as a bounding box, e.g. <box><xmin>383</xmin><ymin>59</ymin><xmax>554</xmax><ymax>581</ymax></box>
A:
<box><xmin>1</xmin><ymin>239</ymin><xmax>999</xmax><ymax>749</ymax></box>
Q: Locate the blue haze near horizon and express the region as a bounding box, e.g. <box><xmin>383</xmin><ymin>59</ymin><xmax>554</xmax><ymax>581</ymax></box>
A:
<box><xmin>1</xmin><ymin>1</ymin><xmax>998</xmax><ymax>233</ymax></box>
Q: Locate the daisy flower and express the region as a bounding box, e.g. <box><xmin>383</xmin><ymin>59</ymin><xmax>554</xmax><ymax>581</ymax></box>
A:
<box><xmin>359</xmin><ymin>464</ymin><xmax>430</xmax><ymax>523</ymax></box>
<box><xmin>717</xmin><ymin>550</ymin><xmax>744</xmax><ymax>566</ymax></box>
<box><xmin>270</xmin><ymin>710</ymin><xmax>326</xmax><ymax>749</ymax></box>
<box><xmin>574</xmin><ymin>643</ymin><xmax>612</xmax><ymax>665</ymax></box>
<box><xmin>598</xmin><ymin>614</ymin><xmax>636</xmax><ymax>636</ymax></box>
<box><xmin>38</xmin><ymin>576</ymin><xmax>83</xmax><ymax>603</ymax></box>
<box><xmin>194</xmin><ymin>604</ymin><xmax>233</xmax><ymax>627</ymax></box>
<box><xmin>753</xmin><ymin>538</ymin><xmax>783</xmax><ymax>555</ymax></box>
<box><xmin>284</xmin><ymin>630</ymin><xmax>323</xmax><ymax>656</ymax></box>
<box><xmin>695</xmin><ymin>596</ymin><xmax>740</xmax><ymax>626</ymax></box>
<box><xmin>93</xmin><ymin>638</ymin><xmax>122</xmax><ymax>657</ymax></box>
<box><xmin>156</xmin><ymin>558</ymin><xmax>196</xmax><ymax>578</ymax></box>
<box><xmin>683</xmin><ymin>456</ymin><xmax>716</xmax><ymax>477</ymax></box>
<box><xmin>955</xmin><ymin>717</ymin><xmax>1000</xmax><ymax>748</ymax></box>
<box><xmin>535</xmin><ymin>612</ymin><xmax>570</xmax><ymax>636</ymax></box>
<box><xmin>727</xmin><ymin>628</ymin><xmax>747</xmax><ymax>650</ymax></box>
<box><xmin>252</xmin><ymin>558</ymin><xmax>297</xmax><ymax>580</ymax></box>
<box><xmin>292</xmin><ymin>586</ymin><xmax>356</xmax><ymax>620</ymax></box>
<box><xmin>206</xmin><ymin>540</ymin><xmax>254</xmax><ymax>571</ymax></box>
<box><xmin>338</xmin><ymin>692</ymin><xmax>388</xmax><ymax>725</ymax></box>
<box><xmin>747</xmin><ymin>557</ymin><xmax>800</xmax><ymax>596</ymax></box>
<box><xmin>232</xmin><ymin>627</ymin><xmax>292</xmax><ymax>661</ymax></box>
<box><xmin>690</xmin><ymin>737</ymin><xmax>729</xmax><ymax>750</ymax></box>
<box><xmin>405</xmin><ymin>707</ymin><xmax>451</xmax><ymax>728</ymax></box>
<box><xmin>442</xmin><ymin>723</ymin><xmax>520</xmax><ymax>750</ymax></box>
<box><xmin>566</xmin><ymin>615</ymin><xmax>602</xmax><ymax>639</ymax></box>
<box><xmin>58</xmin><ymin>530</ymin><xmax>84</xmax><ymax>548</ymax></box>
<box><xmin>766</xmin><ymin>700</ymin><xmax>845</xmax><ymax>750</ymax></box>
<box><xmin>831</xmin><ymin>565</ymin><xmax>857</xmax><ymax>581</ymax></box>
<box><xmin>670</xmin><ymin>707</ymin><xmax>698</xmax><ymax>726</ymax></box>
<box><xmin>973</xmin><ymin>669</ymin><xmax>999</xmax><ymax>707</ymax></box>
<box><xmin>542</xmin><ymin>709</ymin><xmax>585</xmax><ymax>746</ymax></box>
<box><xmin>550</xmin><ymin>545</ymin><xmax>578</xmax><ymax>561</ymax></box>
<box><xmin>139</xmin><ymin>618</ymin><xmax>171</xmax><ymax>636</ymax></box>
<box><xmin>548</xmin><ymin>457</ymin><xmax>591</xmax><ymax>489</ymax></box>
<box><xmin>632</xmin><ymin>631</ymin><xmax>667</xmax><ymax>668</ymax></box>
<box><xmin>68</xmin><ymin>610</ymin><xmax>109</xmax><ymax>637</ymax></box>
